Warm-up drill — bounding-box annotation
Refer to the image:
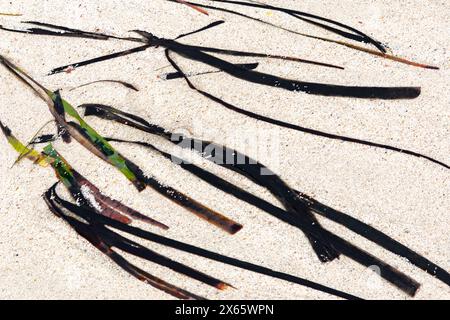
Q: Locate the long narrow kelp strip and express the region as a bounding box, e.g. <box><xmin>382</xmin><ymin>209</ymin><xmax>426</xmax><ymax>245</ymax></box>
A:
<box><xmin>78</xmin><ymin>106</ymin><xmax>423</xmax><ymax>296</ymax></box>
<box><xmin>163</xmin><ymin>52</ymin><xmax>449</xmax><ymax>169</ymax></box>
<box><xmin>172</xmin><ymin>0</ymin><xmax>367</xmax><ymax>45</ymax></box>
<box><xmin>163</xmin><ymin>42</ymin><xmax>345</xmax><ymax>70</ymax></box>
<box><xmin>48</xmin><ymin>36</ymin><xmax>343</xmax><ymax>75</ymax></box>
<box><xmin>48</xmin><ymin>44</ymin><xmax>152</xmax><ymax>75</ymax></box>
<box><xmin>70</xmin><ymin>80</ymin><xmax>139</xmax><ymax>92</ymax></box>
<box><xmin>70</xmin><ymin>170</ymin><xmax>169</xmax><ymax>228</ymax></box>
<box><xmin>43</xmin><ymin>30</ymin><xmax>344</xmax><ymax>75</ymax></box>
<box><xmin>174</xmin><ymin>1</ymin><xmax>438</xmax><ymax>69</ymax></box>
<box><xmin>0</xmin><ymin>55</ymin><xmax>242</xmax><ymax>234</ymax></box>
<box><xmin>106</xmin><ymin>137</ymin><xmax>450</xmax><ymax>289</ymax></box>
<box><xmin>155</xmin><ymin>41</ymin><xmax>419</xmax><ymax>99</ymax></box>
<box><xmin>44</xmin><ymin>187</ymin><xmax>205</xmax><ymax>300</ymax></box>
<box><xmin>201</xmin><ymin>0</ymin><xmax>387</xmax><ymax>52</ymax></box>
<box><xmin>175</xmin><ymin>20</ymin><xmax>224</xmax><ymax>40</ymax></box>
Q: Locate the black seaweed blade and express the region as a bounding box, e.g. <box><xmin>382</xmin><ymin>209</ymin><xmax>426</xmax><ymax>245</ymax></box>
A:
<box><xmin>120</xmin><ymin>154</ymin><xmax>244</xmax><ymax>235</ymax></box>
<box><xmin>172</xmin><ymin>43</ymin><xmax>345</xmax><ymax>70</ymax></box>
<box><xmin>161</xmin><ymin>42</ymin><xmax>419</xmax><ymax>99</ymax></box>
<box><xmin>175</xmin><ymin>20</ymin><xmax>225</xmax><ymax>40</ymax></box>
<box><xmin>48</xmin><ymin>44</ymin><xmax>151</xmax><ymax>75</ymax></box>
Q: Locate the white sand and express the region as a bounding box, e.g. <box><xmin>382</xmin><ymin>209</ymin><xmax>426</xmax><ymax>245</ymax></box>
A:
<box><xmin>0</xmin><ymin>0</ymin><xmax>449</xmax><ymax>300</ymax></box>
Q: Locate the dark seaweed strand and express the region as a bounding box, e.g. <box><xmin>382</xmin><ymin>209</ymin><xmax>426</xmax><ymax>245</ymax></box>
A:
<box><xmin>48</xmin><ymin>44</ymin><xmax>151</xmax><ymax>75</ymax></box>
<box><xmin>70</xmin><ymin>80</ymin><xmax>139</xmax><ymax>92</ymax></box>
<box><xmin>123</xmin><ymin>155</ymin><xmax>244</xmax><ymax>235</ymax></box>
<box><xmin>156</xmin><ymin>39</ymin><xmax>419</xmax><ymax>99</ymax></box>
<box><xmin>46</xmin><ymin>32</ymin><xmax>343</xmax><ymax>75</ymax></box>
<box><xmin>206</xmin><ymin>0</ymin><xmax>386</xmax><ymax>53</ymax></box>
<box><xmin>81</xmin><ymin>104</ymin><xmax>164</xmax><ymax>131</ymax></box>
<box><xmin>163</xmin><ymin>50</ymin><xmax>448</xmax><ymax>169</ymax></box>
<box><xmin>43</xmin><ymin>187</ymin><xmax>204</xmax><ymax>300</ymax></box>
<box><xmin>67</xmin><ymin>121</ymin><xmax>242</xmax><ymax>235</ymax></box>
<box><xmin>49</xmin><ymin>186</ymin><xmax>361</xmax><ymax>300</ymax></box>
<box><xmin>175</xmin><ymin>20</ymin><xmax>225</xmax><ymax>40</ymax></box>
<box><xmin>108</xmin><ymin>137</ymin><xmax>450</xmax><ymax>290</ymax></box>
<box><xmin>18</xmin><ymin>20</ymin><xmax>345</xmax><ymax>75</ymax></box>
<box><xmin>0</xmin><ymin>21</ymin><xmax>143</xmax><ymax>42</ymax></box>
<box><xmin>287</xmin><ymin>12</ymin><xmax>373</xmax><ymax>44</ymax></box>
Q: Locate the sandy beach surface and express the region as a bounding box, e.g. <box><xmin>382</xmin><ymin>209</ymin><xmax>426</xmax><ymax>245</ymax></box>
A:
<box><xmin>0</xmin><ymin>0</ymin><xmax>449</xmax><ymax>300</ymax></box>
